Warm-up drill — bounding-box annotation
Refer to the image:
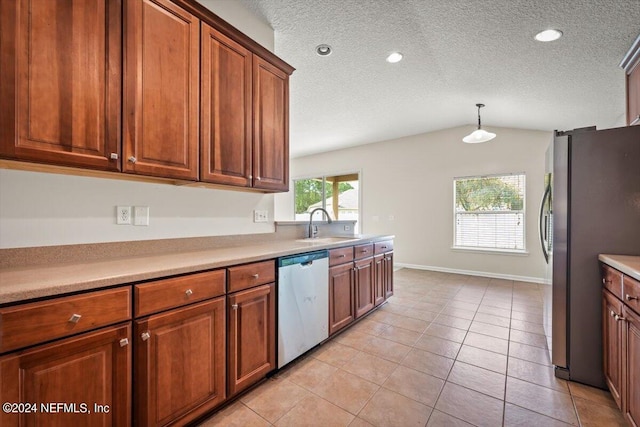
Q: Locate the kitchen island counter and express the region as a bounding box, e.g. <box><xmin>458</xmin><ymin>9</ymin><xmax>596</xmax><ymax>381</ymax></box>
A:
<box><xmin>599</xmin><ymin>254</ymin><xmax>640</xmax><ymax>281</ymax></box>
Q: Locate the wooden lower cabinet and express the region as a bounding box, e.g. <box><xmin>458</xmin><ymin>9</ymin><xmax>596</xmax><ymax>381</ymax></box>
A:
<box><xmin>0</xmin><ymin>323</ymin><xmax>131</xmax><ymax>427</ymax></box>
<box><xmin>134</xmin><ymin>298</ymin><xmax>226</xmax><ymax>427</ymax></box>
<box><xmin>329</xmin><ymin>262</ymin><xmax>356</xmax><ymax>335</ymax></box>
<box><xmin>374</xmin><ymin>254</ymin><xmax>385</xmax><ymax>307</ymax></box>
<box><xmin>354</xmin><ymin>257</ymin><xmax>375</xmax><ymax>319</ymax></box>
<box><xmin>227</xmin><ymin>283</ymin><xmax>276</xmax><ymax>396</ymax></box>
<box><xmin>603</xmin><ymin>289</ymin><xmax>624</xmax><ymax>408</ymax></box>
<box><xmin>625</xmin><ymin>305</ymin><xmax>640</xmax><ymax>426</ymax></box>
<box><xmin>383</xmin><ymin>252</ymin><xmax>394</xmax><ymax>299</ymax></box>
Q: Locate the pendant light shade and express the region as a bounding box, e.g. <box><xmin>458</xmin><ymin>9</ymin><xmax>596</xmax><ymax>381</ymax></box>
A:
<box><xmin>463</xmin><ymin>103</ymin><xmax>496</xmax><ymax>143</ymax></box>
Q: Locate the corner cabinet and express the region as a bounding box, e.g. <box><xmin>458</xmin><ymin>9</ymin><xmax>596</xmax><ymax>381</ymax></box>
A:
<box><xmin>0</xmin><ymin>0</ymin><xmax>122</xmax><ymax>171</ymax></box>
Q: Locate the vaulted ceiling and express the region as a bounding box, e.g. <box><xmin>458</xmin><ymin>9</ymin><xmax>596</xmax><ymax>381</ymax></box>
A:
<box><xmin>238</xmin><ymin>0</ymin><xmax>640</xmax><ymax>157</ymax></box>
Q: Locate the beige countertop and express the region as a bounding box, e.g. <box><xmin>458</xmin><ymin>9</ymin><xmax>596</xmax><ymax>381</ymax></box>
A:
<box><xmin>0</xmin><ymin>234</ymin><xmax>393</xmax><ymax>304</ymax></box>
<box><xmin>599</xmin><ymin>254</ymin><xmax>640</xmax><ymax>281</ymax></box>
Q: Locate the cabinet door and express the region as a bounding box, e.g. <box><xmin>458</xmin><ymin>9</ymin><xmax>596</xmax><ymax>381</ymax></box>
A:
<box><xmin>0</xmin><ymin>324</ymin><xmax>131</xmax><ymax>427</ymax></box>
<box><xmin>329</xmin><ymin>263</ymin><xmax>355</xmax><ymax>336</ymax></box>
<box><xmin>228</xmin><ymin>283</ymin><xmax>276</xmax><ymax>396</ymax></box>
<box><xmin>201</xmin><ymin>23</ymin><xmax>252</xmax><ymax>186</ymax></box>
<box><xmin>603</xmin><ymin>290</ymin><xmax>624</xmax><ymax>409</ymax></box>
<box><xmin>384</xmin><ymin>252</ymin><xmax>394</xmax><ymax>299</ymax></box>
<box><xmin>252</xmin><ymin>56</ymin><xmax>289</xmax><ymax>191</ymax></box>
<box><xmin>374</xmin><ymin>254</ymin><xmax>385</xmax><ymax>307</ymax></box>
<box><xmin>625</xmin><ymin>305</ymin><xmax>640</xmax><ymax>427</ymax></box>
<box><xmin>0</xmin><ymin>0</ymin><xmax>121</xmax><ymax>170</ymax></box>
<box><xmin>134</xmin><ymin>298</ymin><xmax>226</xmax><ymax>427</ymax></box>
<box><xmin>354</xmin><ymin>257</ymin><xmax>375</xmax><ymax>319</ymax></box>
<box><xmin>628</xmin><ymin>65</ymin><xmax>640</xmax><ymax>126</ymax></box>
<box><xmin>124</xmin><ymin>0</ymin><xmax>199</xmax><ymax>180</ymax></box>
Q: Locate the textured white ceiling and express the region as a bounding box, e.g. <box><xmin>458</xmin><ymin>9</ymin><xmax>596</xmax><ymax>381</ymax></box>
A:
<box><xmin>238</xmin><ymin>0</ymin><xmax>640</xmax><ymax>158</ymax></box>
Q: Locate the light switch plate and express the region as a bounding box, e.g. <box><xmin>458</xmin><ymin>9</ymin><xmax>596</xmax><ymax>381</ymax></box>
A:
<box><xmin>134</xmin><ymin>206</ymin><xmax>150</xmax><ymax>226</ymax></box>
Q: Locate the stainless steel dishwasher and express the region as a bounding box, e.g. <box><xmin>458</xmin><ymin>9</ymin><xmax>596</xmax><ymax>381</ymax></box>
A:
<box><xmin>277</xmin><ymin>250</ymin><xmax>329</xmax><ymax>368</ymax></box>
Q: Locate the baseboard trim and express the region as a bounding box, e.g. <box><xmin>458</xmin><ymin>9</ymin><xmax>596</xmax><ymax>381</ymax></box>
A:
<box><xmin>395</xmin><ymin>263</ymin><xmax>545</xmax><ymax>284</ymax></box>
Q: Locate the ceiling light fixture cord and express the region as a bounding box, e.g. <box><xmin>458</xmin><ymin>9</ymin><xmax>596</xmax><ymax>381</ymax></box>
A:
<box><xmin>476</xmin><ymin>103</ymin><xmax>484</xmax><ymax>129</ymax></box>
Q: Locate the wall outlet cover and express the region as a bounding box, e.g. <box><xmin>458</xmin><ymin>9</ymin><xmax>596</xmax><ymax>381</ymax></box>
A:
<box><xmin>116</xmin><ymin>206</ymin><xmax>132</xmax><ymax>225</ymax></box>
<box><xmin>253</xmin><ymin>210</ymin><xmax>268</xmax><ymax>223</ymax></box>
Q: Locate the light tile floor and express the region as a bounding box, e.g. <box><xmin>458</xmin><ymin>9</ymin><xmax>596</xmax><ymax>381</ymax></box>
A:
<box><xmin>198</xmin><ymin>268</ymin><xmax>627</xmax><ymax>427</ymax></box>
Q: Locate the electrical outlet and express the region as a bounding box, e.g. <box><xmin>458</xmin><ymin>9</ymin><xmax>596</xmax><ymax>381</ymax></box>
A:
<box><xmin>344</xmin><ymin>225</ymin><xmax>351</xmax><ymax>231</ymax></box>
<box><xmin>253</xmin><ymin>210</ymin><xmax>268</xmax><ymax>223</ymax></box>
<box><xmin>134</xmin><ymin>206</ymin><xmax>150</xmax><ymax>226</ymax></box>
<box><xmin>116</xmin><ymin>206</ymin><xmax>132</xmax><ymax>225</ymax></box>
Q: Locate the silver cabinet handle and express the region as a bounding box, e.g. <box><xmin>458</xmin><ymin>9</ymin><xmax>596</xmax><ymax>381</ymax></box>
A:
<box><xmin>338</xmin><ymin>254</ymin><xmax>346</xmax><ymax>258</ymax></box>
<box><xmin>232</xmin><ymin>304</ymin><xmax>238</xmax><ymax>310</ymax></box>
<box><xmin>614</xmin><ymin>314</ymin><xmax>625</xmax><ymax>322</ymax></box>
<box><xmin>128</xmin><ymin>156</ymin><xmax>137</xmax><ymax>163</ymax></box>
<box><xmin>626</xmin><ymin>294</ymin><xmax>638</xmax><ymax>301</ymax></box>
<box><xmin>252</xmin><ymin>274</ymin><xmax>259</xmax><ymax>279</ymax></box>
<box><xmin>141</xmin><ymin>332</ymin><xmax>151</xmax><ymax>341</ymax></box>
<box><xmin>110</xmin><ymin>153</ymin><xmax>119</xmax><ymax>160</ymax></box>
<box><xmin>119</xmin><ymin>338</ymin><xmax>129</xmax><ymax>347</ymax></box>
<box><xmin>185</xmin><ymin>289</ymin><xmax>193</xmax><ymax>297</ymax></box>
<box><xmin>256</xmin><ymin>177</ymin><xmax>262</xmax><ymax>181</ymax></box>
<box><xmin>68</xmin><ymin>314</ymin><xmax>82</xmax><ymax>323</ymax></box>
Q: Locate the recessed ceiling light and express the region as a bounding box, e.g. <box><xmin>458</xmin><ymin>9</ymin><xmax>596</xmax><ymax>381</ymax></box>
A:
<box><xmin>386</xmin><ymin>52</ymin><xmax>403</xmax><ymax>63</ymax></box>
<box><xmin>535</xmin><ymin>29</ymin><xmax>563</xmax><ymax>42</ymax></box>
<box><xmin>316</xmin><ymin>44</ymin><xmax>332</xmax><ymax>56</ymax></box>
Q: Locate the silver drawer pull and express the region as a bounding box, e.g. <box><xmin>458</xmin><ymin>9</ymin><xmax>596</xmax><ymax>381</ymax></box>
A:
<box><xmin>141</xmin><ymin>332</ymin><xmax>151</xmax><ymax>341</ymax></box>
<box><xmin>338</xmin><ymin>254</ymin><xmax>346</xmax><ymax>258</ymax></box>
<box><xmin>626</xmin><ymin>294</ymin><xmax>638</xmax><ymax>301</ymax></box>
<box><xmin>185</xmin><ymin>289</ymin><xmax>193</xmax><ymax>297</ymax></box>
<box><xmin>232</xmin><ymin>304</ymin><xmax>238</xmax><ymax>310</ymax></box>
<box><xmin>68</xmin><ymin>314</ymin><xmax>82</xmax><ymax>323</ymax></box>
<box><xmin>110</xmin><ymin>153</ymin><xmax>119</xmax><ymax>160</ymax></box>
<box><xmin>252</xmin><ymin>274</ymin><xmax>259</xmax><ymax>279</ymax></box>
<box><xmin>615</xmin><ymin>314</ymin><xmax>625</xmax><ymax>322</ymax></box>
<box><xmin>128</xmin><ymin>156</ymin><xmax>137</xmax><ymax>163</ymax></box>
<box><xmin>610</xmin><ymin>310</ymin><xmax>616</xmax><ymax>317</ymax></box>
<box><xmin>119</xmin><ymin>338</ymin><xmax>129</xmax><ymax>347</ymax></box>
<box><xmin>603</xmin><ymin>278</ymin><xmax>612</xmax><ymax>284</ymax></box>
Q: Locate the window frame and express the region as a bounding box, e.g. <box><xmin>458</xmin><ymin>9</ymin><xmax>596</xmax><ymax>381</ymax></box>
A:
<box><xmin>452</xmin><ymin>172</ymin><xmax>528</xmax><ymax>255</ymax></box>
<box><xmin>292</xmin><ymin>171</ymin><xmax>361</xmax><ymax>232</ymax></box>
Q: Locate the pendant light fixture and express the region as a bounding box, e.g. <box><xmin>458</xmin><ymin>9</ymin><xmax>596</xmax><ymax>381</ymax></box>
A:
<box><xmin>463</xmin><ymin>103</ymin><xmax>496</xmax><ymax>143</ymax></box>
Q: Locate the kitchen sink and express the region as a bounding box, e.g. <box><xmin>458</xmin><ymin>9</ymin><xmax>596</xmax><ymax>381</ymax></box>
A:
<box><xmin>295</xmin><ymin>236</ymin><xmax>360</xmax><ymax>244</ymax></box>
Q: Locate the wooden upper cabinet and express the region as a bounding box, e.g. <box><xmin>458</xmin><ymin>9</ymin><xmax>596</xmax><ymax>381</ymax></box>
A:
<box><xmin>621</xmin><ymin>34</ymin><xmax>640</xmax><ymax>126</ymax></box>
<box><xmin>0</xmin><ymin>0</ymin><xmax>121</xmax><ymax>170</ymax></box>
<box><xmin>124</xmin><ymin>0</ymin><xmax>199</xmax><ymax>180</ymax></box>
<box><xmin>201</xmin><ymin>23</ymin><xmax>253</xmax><ymax>186</ymax></box>
<box><xmin>252</xmin><ymin>56</ymin><xmax>289</xmax><ymax>191</ymax></box>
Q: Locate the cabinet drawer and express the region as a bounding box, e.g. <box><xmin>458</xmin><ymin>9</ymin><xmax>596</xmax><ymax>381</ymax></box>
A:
<box><xmin>228</xmin><ymin>260</ymin><xmax>275</xmax><ymax>293</ymax></box>
<box><xmin>0</xmin><ymin>287</ymin><xmax>131</xmax><ymax>353</ymax></box>
<box><xmin>354</xmin><ymin>243</ymin><xmax>374</xmax><ymax>260</ymax></box>
<box><xmin>623</xmin><ymin>274</ymin><xmax>640</xmax><ymax>314</ymax></box>
<box><xmin>602</xmin><ymin>264</ymin><xmax>624</xmax><ymax>300</ymax></box>
<box><xmin>374</xmin><ymin>240</ymin><xmax>394</xmax><ymax>254</ymax></box>
<box><xmin>329</xmin><ymin>247</ymin><xmax>354</xmax><ymax>266</ymax></box>
<box><xmin>135</xmin><ymin>269</ymin><xmax>226</xmax><ymax>317</ymax></box>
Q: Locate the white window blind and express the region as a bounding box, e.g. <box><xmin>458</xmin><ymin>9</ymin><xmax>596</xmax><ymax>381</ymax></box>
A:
<box><xmin>454</xmin><ymin>173</ymin><xmax>526</xmax><ymax>251</ymax></box>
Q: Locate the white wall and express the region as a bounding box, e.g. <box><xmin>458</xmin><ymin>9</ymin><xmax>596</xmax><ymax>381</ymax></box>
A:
<box><xmin>276</xmin><ymin>125</ymin><xmax>551</xmax><ymax>282</ymax></box>
<box><xmin>0</xmin><ymin>1</ymin><xmax>276</xmax><ymax>249</ymax></box>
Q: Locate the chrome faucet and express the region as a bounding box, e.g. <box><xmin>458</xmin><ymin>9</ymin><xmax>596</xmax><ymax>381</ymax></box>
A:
<box><xmin>308</xmin><ymin>207</ymin><xmax>333</xmax><ymax>238</ymax></box>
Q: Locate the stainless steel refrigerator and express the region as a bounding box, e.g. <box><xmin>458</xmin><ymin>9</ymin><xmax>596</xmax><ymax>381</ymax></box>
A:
<box><xmin>541</xmin><ymin>125</ymin><xmax>640</xmax><ymax>388</ymax></box>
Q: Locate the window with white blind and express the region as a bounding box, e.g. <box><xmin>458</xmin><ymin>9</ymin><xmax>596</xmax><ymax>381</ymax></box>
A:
<box><xmin>453</xmin><ymin>173</ymin><xmax>526</xmax><ymax>252</ymax></box>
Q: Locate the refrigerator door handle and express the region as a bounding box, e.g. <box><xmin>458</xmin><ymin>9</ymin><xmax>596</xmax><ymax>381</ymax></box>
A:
<box><xmin>539</xmin><ymin>183</ymin><xmax>551</xmax><ymax>263</ymax></box>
